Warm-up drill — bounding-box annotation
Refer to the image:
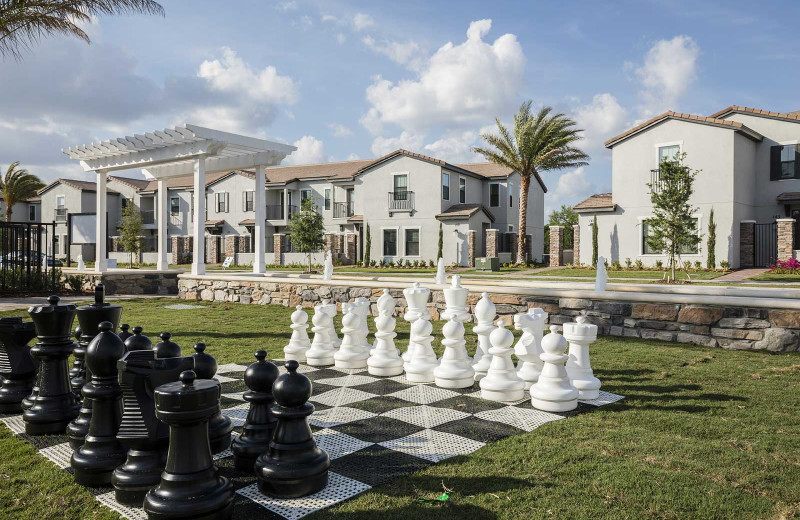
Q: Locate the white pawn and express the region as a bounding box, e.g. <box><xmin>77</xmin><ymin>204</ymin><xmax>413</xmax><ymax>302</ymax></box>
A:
<box><xmin>284</xmin><ymin>305</ymin><xmax>312</xmax><ymax>362</ymax></box>
<box><xmin>334</xmin><ymin>310</ymin><xmax>369</xmax><ymax>369</ymax></box>
<box><xmin>564</xmin><ymin>316</ymin><xmax>601</xmax><ymax>400</ymax></box>
<box><xmin>479</xmin><ymin>320</ymin><xmax>525</xmax><ymax>402</ymax></box>
<box><xmin>77</xmin><ymin>254</ymin><xmax>85</xmax><ymax>271</ymax></box>
<box><xmin>434</xmin><ymin>319</ymin><xmax>475</xmax><ymax>388</ymax></box>
<box><xmin>434</xmin><ymin>257</ymin><xmax>447</xmax><ymax>285</ymax></box>
<box><xmin>306</xmin><ymin>302</ymin><xmax>335</xmax><ymax>367</ymax></box>
<box><xmin>404</xmin><ymin>319</ymin><xmax>438</xmax><ymax>383</ymax></box>
<box><xmin>531</xmin><ymin>326</ymin><xmax>578</xmax><ymax>412</ymax></box>
<box><xmin>321</xmin><ymin>301</ymin><xmax>341</xmax><ymax>350</ymax></box>
<box><xmin>368</xmin><ymin>290</ymin><xmax>404</xmax><ymax>376</ymax></box>
<box><xmin>514</xmin><ymin>308</ymin><xmax>548</xmax><ymax>390</ymax></box>
<box><xmin>471</xmin><ymin>293</ymin><xmax>495</xmax><ymax>381</ymax></box>
<box><xmin>441</xmin><ymin>275</ymin><xmax>470</xmax><ymax>323</ymax></box>
<box><xmin>401</xmin><ymin>282</ymin><xmax>430</xmax><ymax>363</ymax></box>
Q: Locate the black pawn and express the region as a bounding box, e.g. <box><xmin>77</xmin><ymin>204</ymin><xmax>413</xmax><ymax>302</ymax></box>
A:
<box><xmin>71</xmin><ymin>321</ymin><xmax>128</xmax><ymax>486</ymax></box>
<box><xmin>0</xmin><ymin>317</ymin><xmax>38</xmax><ymax>413</ymax></box>
<box><xmin>231</xmin><ymin>350</ymin><xmax>279</xmax><ymax>472</ymax></box>
<box><xmin>118</xmin><ymin>324</ymin><xmax>133</xmax><ymax>343</ymax></box>
<box><xmin>68</xmin><ymin>326</ymin><xmax>83</xmax><ymax>393</ymax></box>
<box><xmin>124</xmin><ymin>326</ymin><xmax>152</xmax><ymax>352</ymax></box>
<box><xmin>143</xmin><ymin>370</ymin><xmax>234</xmax><ymax>520</ymax></box>
<box><xmin>193</xmin><ymin>343</ymin><xmax>232</xmax><ymax>454</ymax></box>
<box><xmin>23</xmin><ymin>295</ymin><xmax>81</xmax><ymax>435</ymax></box>
<box><xmin>154</xmin><ymin>332</ymin><xmax>181</xmax><ymax>359</ymax></box>
<box><xmin>255</xmin><ymin>360</ymin><xmax>330</xmax><ymax>498</ymax></box>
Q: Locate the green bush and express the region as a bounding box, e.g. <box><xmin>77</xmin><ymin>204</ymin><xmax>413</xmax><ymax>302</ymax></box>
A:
<box><xmin>625</xmin><ymin>258</ymin><xmax>632</xmax><ymax>268</ymax></box>
<box><xmin>720</xmin><ymin>260</ymin><xmax>730</xmax><ymax>271</ymax></box>
<box><xmin>655</xmin><ymin>259</ymin><xmax>663</xmax><ymax>269</ymax></box>
<box><xmin>693</xmin><ymin>261</ymin><xmax>702</xmax><ymax>270</ymax></box>
<box><xmin>611</xmin><ymin>260</ymin><xmax>621</xmax><ymax>270</ymax></box>
<box><xmin>634</xmin><ymin>259</ymin><xmax>644</xmax><ymax>270</ymax></box>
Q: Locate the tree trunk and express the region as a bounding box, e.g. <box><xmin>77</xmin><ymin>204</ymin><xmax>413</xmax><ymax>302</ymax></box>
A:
<box><xmin>5</xmin><ymin>205</ymin><xmax>12</xmax><ymax>222</ymax></box>
<box><xmin>517</xmin><ymin>174</ymin><xmax>530</xmax><ymax>265</ymax></box>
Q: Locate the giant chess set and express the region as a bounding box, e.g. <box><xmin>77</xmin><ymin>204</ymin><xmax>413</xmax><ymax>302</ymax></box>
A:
<box><xmin>0</xmin><ymin>277</ymin><xmax>623</xmax><ymax>520</ymax></box>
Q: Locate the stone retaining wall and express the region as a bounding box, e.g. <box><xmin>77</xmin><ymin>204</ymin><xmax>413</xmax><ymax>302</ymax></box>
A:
<box><xmin>72</xmin><ymin>271</ymin><xmax>180</xmax><ymax>296</ymax></box>
<box><xmin>177</xmin><ymin>278</ymin><xmax>800</xmax><ymax>353</ymax></box>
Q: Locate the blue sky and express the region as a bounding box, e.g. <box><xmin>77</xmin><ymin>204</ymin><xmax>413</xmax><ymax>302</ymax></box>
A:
<box><xmin>2</xmin><ymin>0</ymin><xmax>799</xmax><ymax>213</ymax></box>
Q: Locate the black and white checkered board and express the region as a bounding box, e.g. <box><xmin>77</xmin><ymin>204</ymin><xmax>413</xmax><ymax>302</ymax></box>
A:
<box><xmin>1</xmin><ymin>360</ymin><xmax>624</xmax><ymax>520</ymax></box>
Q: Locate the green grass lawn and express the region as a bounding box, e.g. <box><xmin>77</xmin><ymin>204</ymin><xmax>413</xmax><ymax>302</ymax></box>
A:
<box><xmin>1</xmin><ymin>298</ymin><xmax>799</xmax><ymax>519</ymax></box>
<box><xmin>748</xmin><ymin>272</ymin><xmax>800</xmax><ymax>283</ymax></box>
<box><xmin>532</xmin><ymin>268</ymin><xmax>726</xmax><ymax>281</ymax></box>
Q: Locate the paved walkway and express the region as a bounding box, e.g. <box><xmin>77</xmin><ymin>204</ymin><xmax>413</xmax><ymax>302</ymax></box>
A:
<box><xmin>713</xmin><ymin>268</ymin><xmax>769</xmax><ymax>282</ymax></box>
<box><xmin>0</xmin><ymin>294</ymin><xmax>164</xmax><ymax>311</ymax></box>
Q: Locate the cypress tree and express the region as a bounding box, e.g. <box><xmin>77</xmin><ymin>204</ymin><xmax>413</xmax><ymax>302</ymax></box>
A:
<box><xmin>592</xmin><ymin>215</ymin><xmax>598</xmax><ymax>267</ymax></box>
<box><xmin>706</xmin><ymin>208</ymin><xmax>716</xmax><ymax>269</ymax></box>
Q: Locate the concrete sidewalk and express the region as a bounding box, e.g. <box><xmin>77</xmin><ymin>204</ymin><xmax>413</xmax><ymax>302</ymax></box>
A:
<box><xmin>0</xmin><ymin>294</ymin><xmax>165</xmax><ymax>312</ymax></box>
<box><xmin>712</xmin><ymin>268</ymin><xmax>769</xmax><ymax>282</ymax></box>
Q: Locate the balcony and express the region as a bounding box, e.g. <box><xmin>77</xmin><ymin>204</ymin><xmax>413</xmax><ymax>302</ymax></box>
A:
<box><xmin>141</xmin><ymin>210</ymin><xmax>155</xmax><ymax>225</ymax></box>
<box><xmin>267</xmin><ymin>204</ymin><xmax>298</xmax><ymax>220</ymax></box>
<box><xmin>333</xmin><ymin>201</ymin><xmax>354</xmax><ymax>219</ymax></box>
<box><xmin>54</xmin><ymin>207</ymin><xmax>67</xmax><ymax>222</ymax></box>
<box><xmin>388</xmin><ymin>190</ymin><xmax>414</xmax><ymax>212</ymax></box>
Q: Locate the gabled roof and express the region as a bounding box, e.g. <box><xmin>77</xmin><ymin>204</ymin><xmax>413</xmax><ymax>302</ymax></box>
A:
<box><xmin>263</xmin><ymin>159</ymin><xmax>374</xmax><ymax>185</ymax></box>
<box><xmin>604</xmin><ymin>111</ymin><xmax>763</xmax><ymax>148</ymax></box>
<box><xmin>709</xmin><ymin>105</ymin><xmax>800</xmax><ymax>123</ymax></box>
<box><xmin>109</xmin><ymin>176</ymin><xmax>151</xmax><ymax>191</ymax></box>
<box><xmin>38</xmin><ymin>178</ymin><xmax>120</xmax><ymax>196</ymax></box>
<box><xmin>136</xmin><ymin>170</ymin><xmax>250</xmax><ymax>192</ymax></box>
<box><xmin>435</xmin><ymin>204</ymin><xmax>495</xmax><ymax>222</ymax></box>
<box><xmin>573</xmin><ymin>193</ymin><xmax>615</xmax><ymax>212</ymax></box>
<box><xmin>455</xmin><ymin>161</ymin><xmax>548</xmax><ymax>193</ymax></box>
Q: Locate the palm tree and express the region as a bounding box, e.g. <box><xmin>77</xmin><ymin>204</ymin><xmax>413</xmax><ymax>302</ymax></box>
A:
<box><xmin>1</xmin><ymin>162</ymin><xmax>44</xmax><ymax>221</ymax></box>
<box><xmin>474</xmin><ymin>102</ymin><xmax>589</xmax><ymax>264</ymax></box>
<box><xmin>1</xmin><ymin>0</ymin><xmax>164</xmax><ymax>59</ymax></box>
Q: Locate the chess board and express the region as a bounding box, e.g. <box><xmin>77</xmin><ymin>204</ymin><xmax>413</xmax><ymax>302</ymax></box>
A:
<box><xmin>1</xmin><ymin>360</ymin><xmax>624</xmax><ymax>520</ymax></box>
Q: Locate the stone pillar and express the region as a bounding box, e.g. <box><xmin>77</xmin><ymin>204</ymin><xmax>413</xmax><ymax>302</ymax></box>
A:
<box><xmin>549</xmin><ymin>225</ymin><xmax>564</xmax><ymax>267</ymax></box>
<box><xmin>777</xmin><ymin>218</ymin><xmax>795</xmax><ymax>262</ymax></box>
<box><xmin>506</xmin><ymin>233</ymin><xmax>518</xmax><ymax>263</ymax></box>
<box><xmin>207</xmin><ymin>236</ymin><xmax>220</xmax><ymax>264</ymax></box>
<box><xmin>171</xmin><ymin>236</ymin><xmax>180</xmax><ymax>265</ymax></box>
<box><xmin>739</xmin><ymin>220</ymin><xmax>755</xmax><ymax>268</ymax></box>
<box><xmin>224</xmin><ymin>235</ymin><xmax>238</xmax><ymax>259</ymax></box>
<box><xmin>324</xmin><ymin>233</ymin><xmax>334</xmax><ymax>254</ymax></box>
<box><xmin>468</xmin><ymin>230</ymin><xmax>476</xmax><ymax>267</ymax></box>
<box><xmin>344</xmin><ymin>233</ymin><xmax>356</xmax><ymax>265</ymax></box>
<box><xmin>485</xmin><ymin>229</ymin><xmax>499</xmax><ymax>258</ymax></box>
<box><xmin>273</xmin><ymin>234</ymin><xmax>284</xmax><ymax>265</ymax></box>
<box><xmin>573</xmin><ymin>224</ymin><xmax>580</xmax><ymax>265</ymax></box>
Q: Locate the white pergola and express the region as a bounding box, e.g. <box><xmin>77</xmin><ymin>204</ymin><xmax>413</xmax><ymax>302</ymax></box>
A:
<box><xmin>63</xmin><ymin>124</ymin><xmax>295</xmax><ymax>275</ymax></box>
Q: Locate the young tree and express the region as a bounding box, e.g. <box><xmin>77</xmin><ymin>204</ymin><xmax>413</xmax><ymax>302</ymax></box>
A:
<box><xmin>437</xmin><ymin>221</ymin><xmax>443</xmax><ymax>260</ymax></box>
<box><xmin>288</xmin><ymin>198</ymin><xmax>324</xmax><ymax>273</ymax></box>
<box><xmin>646</xmin><ymin>153</ymin><xmax>702</xmax><ymax>281</ymax></box>
<box><xmin>548</xmin><ymin>205</ymin><xmax>578</xmax><ymax>249</ymax></box>
<box><xmin>475</xmin><ymin>102</ymin><xmax>588</xmax><ymax>264</ymax></box>
<box><xmin>1</xmin><ymin>162</ymin><xmax>43</xmax><ymax>221</ymax></box>
<box><xmin>364</xmin><ymin>222</ymin><xmax>371</xmax><ymax>266</ymax></box>
<box><xmin>118</xmin><ymin>202</ymin><xmax>143</xmax><ymax>268</ymax></box>
<box><xmin>591</xmin><ymin>215</ymin><xmax>598</xmax><ymax>267</ymax></box>
<box><xmin>706</xmin><ymin>208</ymin><xmax>716</xmax><ymax>269</ymax></box>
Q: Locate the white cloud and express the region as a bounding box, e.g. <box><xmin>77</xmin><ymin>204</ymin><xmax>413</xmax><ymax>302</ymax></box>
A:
<box><xmin>275</xmin><ymin>1</ymin><xmax>298</xmax><ymax>11</ymax></box>
<box><xmin>321</xmin><ymin>13</ymin><xmax>338</xmax><ymax>23</ymax></box>
<box><xmin>361</xmin><ymin>19</ymin><xmax>525</xmax><ymax>132</ymax></box>
<box><xmin>336</xmin><ymin>33</ymin><xmax>346</xmax><ymax>45</ymax></box>
<box><xmin>359</xmin><ymin>107</ymin><xmax>384</xmax><ymax>135</ymax></box>
<box><xmin>353</xmin><ymin>13</ymin><xmax>374</xmax><ymax>31</ymax></box>
<box><xmin>423</xmin><ymin>130</ymin><xmax>483</xmax><ymax>163</ymax></box>
<box><xmin>634</xmin><ymin>35</ymin><xmax>699</xmax><ymax>117</ymax></box>
<box><xmin>328</xmin><ymin>123</ymin><xmax>353</xmax><ymax>137</ymax></box>
<box><xmin>198</xmin><ymin>47</ymin><xmax>299</xmax><ymax>105</ymax></box>
<box><xmin>362</xmin><ymin>35</ymin><xmax>422</xmax><ymax>70</ymax></box>
<box><xmin>346</xmin><ymin>153</ymin><xmax>361</xmax><ymax>160</ymax></box>
<box><xmin>284</xmin><ymin>135</ymin><xmax>326</xmax><ymax>165</ymax></box>
<box><xmin>371</xmin><ymin>131</ymin><xmax>424</xmax><ymax>156</ymax></box>
<box><xmin>545</xmin><ymin>167</ymin><xmax>596</xmax><ymax>214</ymax></box>
<box><xmin>572</xmin><ymin>93</ymin><xmax>628</xmax><ymax>151</ymax></box>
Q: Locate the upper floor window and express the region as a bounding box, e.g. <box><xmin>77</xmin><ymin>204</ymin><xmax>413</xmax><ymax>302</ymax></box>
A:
<box><xmin>170</xmin><ymin>197</ymin><xmax>180</xmax><ymax>216</ymax></box>
<box><xmin>56</xmin><ymin>195</ymin><xmax>65</xmax><ymax>208</ymax></box>
<box><xmin>243</xmin><ymin>191</ymin><xmax>254</xmax><ymax>212</ymax></box>
<box><xmin>771</xmin><ymin>144</ymin><xmax>800</xmax><ymax>180</ymax></box>
<box><xmin>658</xmin><ymin>145</ymin><xmax>680</xmax><ymax>164</ymax></box>
<box><xmin>324</xmin><ymin>188</ymin><xmax>331</xmax><ymax>210</ymax></box>
<box><xmin>121</xmin><ymin>198</ymin><xmax>128</xmax><ymax>210</ymax></box>
<box><xmin>300</xmin><ymin>189</ymin><xmax>312</xmax><ymax>203</ymax></box>
<box><xmin>442</xmin><ymin>172</ymin><xmax>450</xmax><ymax>200</ymax></box>
<box><xmin>459</xmin><ymin>177</ymin><xmax>466</xmax><ymax>203</ymax></box>
<box><xmin>215</xmin><ymin>192</ymin><xmax>228</xmax><ymax>213</ymax></box>
<box><xmin>393</xmin><ymin>174</ymin><xmax>408</xmax><ymax>200</ymax></box>
<box><xmin>29</xmin><ymin>205</ymin><xmax>36</xmax><ymax>221</ymax></box>
<box><xmin>489</xmin><ymin>183</ymin><xmax>500</xmax><ymax>207</ymax></box>
<box><xmin>508</xmin><ymin>183</ymin><xmax>514</xmax><ymax>207</ymax></box>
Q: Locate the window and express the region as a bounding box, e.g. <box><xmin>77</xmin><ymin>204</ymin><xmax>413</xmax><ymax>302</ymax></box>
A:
<box><xmin>29</xmin><ymin>205</ymin><xmax>36</xmax><ymax>221</ymax></box>
<box><xmin>405</xmin><ymin>228</ymin><xmax>420</xmax><ymax>256</ymax></box>
<box><xmin>489</xmin><ymin>183</ymin><xmax>500</xmax><ymax>207</ymax></box>
<box><xmin>393</xmin><ymin>174</ymin><xmax>408</xmax><ymax>200</ymax></box>
<box><xmin>215</xmin><ymin>192</ymin><xmax>228</xmax><ymax>213</ymax></box>
<box><xmin>383</xmin><ymin>229</ymin><xmax>397</xmax><ymax>256</ymax></box>
<box><xmin>56</xmin><ymin>195</ymin><xmax>65</xmax><ymax>208</ymax></box>
<box><xmin>642</xmin><ymin>218</ymin><xmax>698</xmax><ymax>255</ymax></box>
<box><xmin>324</xmin><ymin>188</ymin><xmax>331</xmax><ymax>210</ymax></box>
<box><xmin>243</xmin><ymin>191</ymin><xmax>254</xmax><ymax>212</ymax></box>
<box><xmin>771</xmin><ymin>144</ymin><xmax>800</xmax><ymax>180</ymax></box>
<box><xmin>508</xmin><ymin>183</ymin><xmax>514</xmax><ymax>207</ymax></box>
<box><xmin>300</xmin><ymin>189</ymin><xmax>312</xmax><ymax>204</ymax></box>
<box><xmin>508</xmin><ymin>225</ymin><xmax>513</xmax><ymax>232</ymax></box>
<box><xmin>459</xmin><ymin>177</ymin><xmax>466</xmax><ymax>203</ymax></box>
<box><xmin>442</xmin><ymin>172</ymin><xmax>450</xmax><ymax>200</ymax></box>
<box><xmin>121</xmin><ymin>198</ymin><xmax>128</xmax><ymax>210</ymax></box>
<box><xmin>53</xmin><ymin>235</ymin><xmax>60</xmax><ymax>255</ymax></box>
<box><xmin>658</xmin><ymin>145</ymin><xmax>680</xmax><ymax>164</ymax></box>
<box><xmin>170</xmin><ymin>197</ymin><xmax>180</xmax><ymax>216</ymax></box>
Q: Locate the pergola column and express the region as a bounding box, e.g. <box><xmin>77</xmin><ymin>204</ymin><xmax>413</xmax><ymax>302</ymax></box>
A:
<box><xmin>253</xmin><ymin>164</ymin><xmax>266</xmax><ymax>274</ymax></box>
<box><xmin>191</xmin><ymin>156</ymin><xmax>206</xmax><ymax>275</ymax></box>
<box><xmin>95</xmin><ymin>171</ymin><xmax>107</xmax><ymax>272</ymax></box>
<box><xmin>156</xmin><ymin>179</ymin><xmax>168</xmax><ymax>270</ymax></box>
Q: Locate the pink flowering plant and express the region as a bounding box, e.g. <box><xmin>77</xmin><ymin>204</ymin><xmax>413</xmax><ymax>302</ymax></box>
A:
<box><xmin>767</xmin><ymin>258</ymin><xmax>800</xmax><ymax>273</ymax></box>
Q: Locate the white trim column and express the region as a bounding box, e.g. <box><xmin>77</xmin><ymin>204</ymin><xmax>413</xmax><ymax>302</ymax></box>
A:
<box><xmin>95</xmin><ymin>170</ymin><xmax>107</xmax><ymax>273</ymax></box>
<box><xmin>192</xmin><ymin>156</ymin><xmax>206</xmax><ymax>275</ymax></box>
<box><xmin>156</xmin><ymin>179</ymin><xmax>168</xmax><ymax>270</ymax></box>
<box><xmin>282</xmin><ymin>187</ymin><xmax>289</xmax><ymax>221</ymax></box>
<box><xmin>253</xmin><ymin>164</ymin><xmax>266</xmax><ymax>274</ymax></box>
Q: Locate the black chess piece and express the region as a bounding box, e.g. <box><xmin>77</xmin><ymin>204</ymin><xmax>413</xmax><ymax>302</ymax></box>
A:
<box><xmin>118</xmin><ymin>324</ymin><xmax>133</xmax><ymax>343</ymax></box>
<box><xmin>192</xmin><ymin>343</ymin><xmax>232</xmax><ymax>454</ymax></box>
<box><xmin>231</xmin><ymin>350</ymin><xmax>279</xmax><ymax>472</ymax></box>
<box><xmin>143</xmin><ymin>370</ymin><xmax>234</xmax><ymax>520</ymax></box>
<box><xmin>255</xmin><ymin>360</ymin><xmax>330</xmax><ymax>498</ymax></box>
<box><xmin>124</xmin><ymin>326</ymin><xmax>152</xmax><ymax>352</ymax></box>
<box><xmin>71</xmin><ymin>321</ymin><xmax>128</xmax><ymax>486</ymax></box>
<box><xmin>113</xmin><ymin>350</ymin><xmax>193</xmax><ymax>506</ymax></box>
<box><xmin>154</xmin><ymin>332</ymin><xmax>181</xmax><ymax>359</ymax></box>
<box><xmin>0</xmin><ymin>317</ymin><xmax>38</xmax><ymax>413</ymax></box>
<box><xmin>68</xmin><ymin>326</ymin><xmax>82</xmax><ymax>394</ymax></box>
<box><xmin>23</xmin><ymin>295</ymin><xmax>81</xmax><ymax>435</ymax></box>
<box><xmin>68</xmin><ymin>284</ymin><xmax>123</xmax><ymax>450</ymax></box>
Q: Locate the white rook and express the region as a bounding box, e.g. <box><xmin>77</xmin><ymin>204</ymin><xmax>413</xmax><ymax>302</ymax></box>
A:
<box><xmin>563</xmin><ymin>316</ymin><xmax>601</xmax><ymax>400</ymax></box>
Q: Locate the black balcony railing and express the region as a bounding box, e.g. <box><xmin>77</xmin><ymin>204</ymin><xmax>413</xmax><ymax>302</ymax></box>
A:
<box><xmin>333</xmin><ymin>201</ymin><xmax>354</xmax><ymax>219</ymax></box>
<box><xmin>267</xmin><ymin>204</ymin><xmax>298</xmax><ymax>220</ymax></box>
<box><xmin>388</xmin><ymin>190</ymin><xmax>414</xmax><ymax>211</ymax></box>
<box><xmin>141</xmin><ymin>210</ymin><xmax>155</xmax><ymax>225</ymax></box>
<box><xmin>54</xmin><ymin>207</ymin><xmax>67</xmax><ymax>222</ymax></box>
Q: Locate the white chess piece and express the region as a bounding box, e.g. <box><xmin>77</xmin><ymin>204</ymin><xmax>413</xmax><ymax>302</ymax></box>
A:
<box><xmin>283</xmin><ymin>305</ymin><xmax>311</xmax><ymax>362</ymax></box>
<box><xmin>321</xmin><ymin>300</ymin><xmax>341</xmax><ymax>350</ymax></box>
<box><xmin>434</xmin><ymin>318</ymin><xmax>475</xmax><ymax>388</ymax></box>
<box><xmin>404</xmin><ymin>318</ymin><xmax>439</xmax><ymax>383</ymax></box>
<box><xmin>530</xmin><ymin>326</ymin><xmax>578</xmax><ymax>412</ymax></box>
<box><xmin>305</xmin><ymin>302</ymin><xmax>336</xmax><ymax>367</ymax></box>
<box><xmin>351</xmin><ymin>297</ymin><xmax>372</xmax><ymax>353</ymax></box>
<box><xmin>367</xmin><ymin>290</ymin><xmax>404</xmax><ymax>376</ymax></box>
<box><xmin>471</xmin><ymin>293</ymin><xmax>495</xmax><ymax>381</ymax></box>
<box><xmin>323</xmin><ymin>251</ymin><xmax>334</xmax><ymax>281</ymax></box>
<box><xmin>434</xmin><ymin>257</ymin><xmax>447</xmax><ymax>285</ymax></box>
<box><xmin>441</xmin><ymin>275</ymin><xmax>470</xmax><ymax>322</ymax></box>
<box><xmin>513</xmin><ymin>308</ymin><xmax>548</xmax><ymax>390</ymax></box>
<box><xmin>334</xmin><ymin>310</ymin><xmax>370</xmax><ymax>369</ymax></box>
<box><xmin>595</xmin><ymin>256</ymin><xmax>608</xmax><ymax>292</ymax></box>
<box><xmin>479</xmin><ymin>320</ymin><xmax>525</xmax><ymax>402</ymax></box>
<box><xmin>401</xmin><ymin>282</ymin><xmax>430</xmax><ymax>363</ymax></box>
<box><xmin>77</xmin><ymin>254</ymin><xmax>85</xmax><ymax>271</ymax></box>
<box><xmin>564</xmin><ymin>316</ymin><xmax>601</xmax><ymax>400</ymax></box>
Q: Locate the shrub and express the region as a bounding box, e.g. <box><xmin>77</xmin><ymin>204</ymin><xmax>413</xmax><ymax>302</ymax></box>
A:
<box><xmin>683</xmin><ymin>260</ymin><xmax>692</xmax><ymax>271</ymax></box>
<box><xmin>693</xmin><ymin>261</ymin><xmax>702</xmax><ymax>270</ymax></box>
<box><xmin>720</xmin><ymin>260</ymin><xmax>730</xmax><ymax>271</ymax></box>
<box><xmin>611</xmin><ymin>260</ymin><xmax>621</xmax><ymax>270</ymax></box>
<box><xmin>625</xmin><ymin>258</ymin><xmax>632</xmax><ymax>269</ymax></box>
<box><xmin>388</xmin><ymin>260</ymin><xmax>394</xmax><ymax>267</ymax></box>
<box><xmin>634</xmin><ymin>259</ymin><xmax>644</xmax><ymax>270</ymax></box>
<box><xmin>428</xmin><ymin>259</ymin><xmax>435</xmax><ymax>267</ymax></box>
<box><xmin>767</xmin><ymin>258</ymin><xmax>800</xmax><ymax>274</ymax></box>
<box><xmin>655</xmin><ymin>259</ymin><xmax>663</xmax><ymax>269</ymax></box>
<box><xmin>65</xmin><ymin>274</ymin><xmax>86</xmax><ymax>294</ymax></box>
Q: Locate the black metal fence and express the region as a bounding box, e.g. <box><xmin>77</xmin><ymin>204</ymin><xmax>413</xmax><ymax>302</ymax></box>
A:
<box><xmin>0</xmin><ymin>222</ymin><xmax>59</xmax><ymax>294</ymax></box>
